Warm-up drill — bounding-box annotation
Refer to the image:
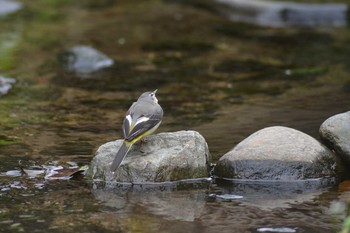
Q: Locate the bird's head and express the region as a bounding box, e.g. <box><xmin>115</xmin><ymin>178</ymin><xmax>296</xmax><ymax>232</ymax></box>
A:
<box><xmin>138</xmin><ymin>89</ymin><xmax>158</xmax><ymax>103</ymax></box>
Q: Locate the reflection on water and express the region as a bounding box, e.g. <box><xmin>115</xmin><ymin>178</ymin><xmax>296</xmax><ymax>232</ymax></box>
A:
<box><xmin>214</xmin><ymin>178</ymin><xmax>336</xmax><ymax>209</ymax></box>
<box><xmin>85</xmin><ymin>179</ymin><xmax>344</xmax><ymax>232</ymax></box>
<box><xmin>0</xmin><ymin>165</ymin><xmax>345</xmax><ymax>232</ymax></box>
<box><xmin>216</xmin><ymin>0</ymin><xmax>348</xmax><ymax>27</ymax></box>
<box><xmin>93</xmin><ymin>182</ymin><xmax>208</xmax><ymax>222</ymax></box>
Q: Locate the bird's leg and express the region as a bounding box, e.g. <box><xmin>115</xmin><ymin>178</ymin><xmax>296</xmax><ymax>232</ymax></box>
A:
<box><xmin>138</xmin><ymin>137</ymin><xmax>150</xmax><ymax>154</ymax></box>
<box><xmin>140</xmin><ymin>137</ymin><xmax>147</xmax><ymax>144</ymax></box>
<box><xmin>134</xmin><ymin>139</ymin><xmax>146</xmax><ymax>154</ymax></box>
<box><xmin>139</xmin><ymin>138</ymin><xmax>146</xmax><ymax>154</ymax></box>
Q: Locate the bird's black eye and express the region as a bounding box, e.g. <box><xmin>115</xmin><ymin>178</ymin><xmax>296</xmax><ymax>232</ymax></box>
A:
<box><xmin>150</xmin><ymin>93</ymin><xmax>154</xmax><ymax>97</ymax></box>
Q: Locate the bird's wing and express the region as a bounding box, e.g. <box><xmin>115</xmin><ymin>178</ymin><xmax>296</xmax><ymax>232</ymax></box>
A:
<box><xmin>125</xmin><ymin>112</ymin><xmax>162</xmax><ymax>141</ymax></box>
<box><xmin>122</xmin><ymin>102</ymin><xmax>136</xmax><ymax>138</ymax></box>
<box><xmin>123</xmin><ymin>103</ymin><xmax>163</xmax><ymax>142</ymax></box>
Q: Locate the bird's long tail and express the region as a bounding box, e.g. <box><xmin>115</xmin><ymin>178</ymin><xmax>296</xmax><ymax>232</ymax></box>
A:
<box><xmin>110</xmin><ymin>141</ymin><xmax>132</xmax><ymax>172</ymax></box>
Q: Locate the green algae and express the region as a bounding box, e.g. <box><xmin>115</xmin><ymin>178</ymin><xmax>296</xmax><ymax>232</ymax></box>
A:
<box><xmin>0</xmin><ymin>139</ymin><xmax>15</xmax><ymax>146</ymax></box>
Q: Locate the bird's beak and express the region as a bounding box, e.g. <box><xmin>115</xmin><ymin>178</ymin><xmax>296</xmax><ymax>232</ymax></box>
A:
<box><xmin>153</xmin><ymin>89</ymin><xmax>158</xmax><ymax>94</ymax></box>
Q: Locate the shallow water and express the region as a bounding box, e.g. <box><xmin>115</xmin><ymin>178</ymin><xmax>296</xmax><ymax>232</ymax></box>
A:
<box><xmin>0</xmin><ymin>0</ymin><xmax>350</xmax><ymax>232</ymax></box>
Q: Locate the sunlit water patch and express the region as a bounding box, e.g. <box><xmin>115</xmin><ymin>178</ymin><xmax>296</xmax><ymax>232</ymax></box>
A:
<box><xmin>208</xmin><ymin>193</ymin><xmax>244</xmax><ymax>200</ymax></box>
<box><xmin>256</xmin><ymin>227</ymin><xmax>297</xmax><ymax>232</ymax></box>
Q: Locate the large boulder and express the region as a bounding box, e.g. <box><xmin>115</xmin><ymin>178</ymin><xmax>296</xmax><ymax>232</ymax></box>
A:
<box><xmin>86</xmin><ymin>130</ymin><xmax>211</xmax><ymax>183</ymax></box>
<box><xmin>215</xmin><ymin>126</ymin><xmax>336</xmax><ymax>180</ymax></box>
<box><xmin>320</xmin><ymin>111</ymin><xmax>350</xmax><ymax>164</ymax></box>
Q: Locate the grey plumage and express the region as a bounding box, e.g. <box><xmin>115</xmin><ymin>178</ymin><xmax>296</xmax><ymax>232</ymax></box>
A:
<box><xmin>110</xmin><ymin>141</ymin><xmax>130</xmax><ymax>172</ymax></box>
<box><xmin>110</xmin><ymin>90</ymin><xmax>163</xmax><ymax>172</ymax></box>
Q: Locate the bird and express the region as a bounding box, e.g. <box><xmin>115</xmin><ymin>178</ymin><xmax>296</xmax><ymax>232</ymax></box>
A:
<box><xmin>110</xmin><ymin>90</ymin><xmax>163</xmax><ymax>172</ymax></box>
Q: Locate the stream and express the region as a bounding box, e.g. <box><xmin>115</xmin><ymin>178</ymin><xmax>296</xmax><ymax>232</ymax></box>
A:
<box><xmin>0</xmin><ymin>0</ymin><xmax>350</xmax><ymax>232</ymax></box>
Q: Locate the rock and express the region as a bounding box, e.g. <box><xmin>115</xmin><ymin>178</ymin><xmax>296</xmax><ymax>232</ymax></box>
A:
<box><xmin>215</xmin><ymin>126</ymin><xmax>336</xmax><ymax>180</ymax></box>
<box><xmin>0</xmin><ymin>75</ymin><xmax>16</xmax><ymax>96</ymax></box>
<box><xmin>216</xmin><ymin>0</ymin><xmax>347</xmax><ymax>27</ymax></box>
<box><xmin>320</xmin><ymin>111</ymin><xmax>350</xmax><ymax>164</ymax></box>
<box><xmin>60</xmin><ymin>45</ymin><xmax>114</xmax><ymax>75</ymax></box>
<box><xmin>0</xmin><ymin>0</ymin><xmax>22</xmax><ymax>17</ymax></box>
<box><xmin>86</xmin><ymin>130</ymin><xmax>211</xmax><ymax>183</ymax></box>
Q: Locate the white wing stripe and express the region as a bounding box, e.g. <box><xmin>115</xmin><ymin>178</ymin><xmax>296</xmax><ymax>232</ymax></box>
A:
<box><xmin>126</xmin><ymin>115</ymin><xmax>132</xmax><ymax>127</ymax></box>
<box><xmin>135</xmin><ymin>116</ymin><xmax>149</xmax><ymax>126</ymax></box>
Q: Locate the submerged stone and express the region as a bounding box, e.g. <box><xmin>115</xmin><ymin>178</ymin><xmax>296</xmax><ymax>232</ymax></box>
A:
<box><xmin>60</xmin><ymin>45</ymin><xmax>114</xmax><ymax>75</ymax></box>
<box><xmin>215</xmin><ymin>126</ymin><xmax>336</xmax><ymax>180</ymax></box>
<box><xmin>320</xmin><ymin>111</ymin><xmax>350</xmax><ymax>165</ymax></box>
<box><xmin>0</xmin><ymin>0</ymin><xmax>23</xmax><ymax>17</ymax></box>
<box><xmin>86</xmin><ymin>130</ymin><xmax>211</xmax><ymax>183</ymax></box>
<box><xmin>0</xmin><ymin>75</ymin><xmax>16</xmax><ymax>96</ymax></box>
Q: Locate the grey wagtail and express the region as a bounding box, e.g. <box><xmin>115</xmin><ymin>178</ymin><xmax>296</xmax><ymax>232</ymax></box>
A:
<box><xmin>110</xmin><ymin>90</ymin><xmax>163</xmax><ymax>172</ymax></box>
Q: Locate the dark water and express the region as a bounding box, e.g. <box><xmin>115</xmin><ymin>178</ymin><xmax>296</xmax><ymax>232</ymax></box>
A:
<box><xmin>0</xmin><ymin>0</ymin><xmax>350</xmax><ymax>232</ymax></box>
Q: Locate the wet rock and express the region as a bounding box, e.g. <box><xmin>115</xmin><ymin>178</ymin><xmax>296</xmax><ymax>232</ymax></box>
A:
<box><xmin>216</xmin><ymin>0</ymin><xmax>347</xmax><ymax>27</ymax></box>
<box><xmin>320</xmin><ymin>111</ymin><xmax>350</xmax><ymax>164</ymax></box>
<box><xmin>86</xmin><ymin>130</ymin><xmax>211</xmax><ymax>183</ymax></box>
<box><xmin>215</xmin><ymin>126</ymin><xmax>336</xmax><ymax>180</ymax></box>
<box><xmin>0</xmin><ymin>75</ymin><xmax>16</xmax><ymax>96</ymax></box>
<box><xmin>60</xmin><ymin>45</ymin><xmax>114</xmax><ymax>75</ymax></box>
<box><xmin>0</xmin><ymin>0</ymin><xmax>22</xmax><ymax>17</ymax></box>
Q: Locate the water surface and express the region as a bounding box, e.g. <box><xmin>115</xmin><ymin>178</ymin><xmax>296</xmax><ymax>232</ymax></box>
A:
<box><xmin>0</xmin><ymin>0</ymin><xmax>350</xmax><ymax>232</ymax></box>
